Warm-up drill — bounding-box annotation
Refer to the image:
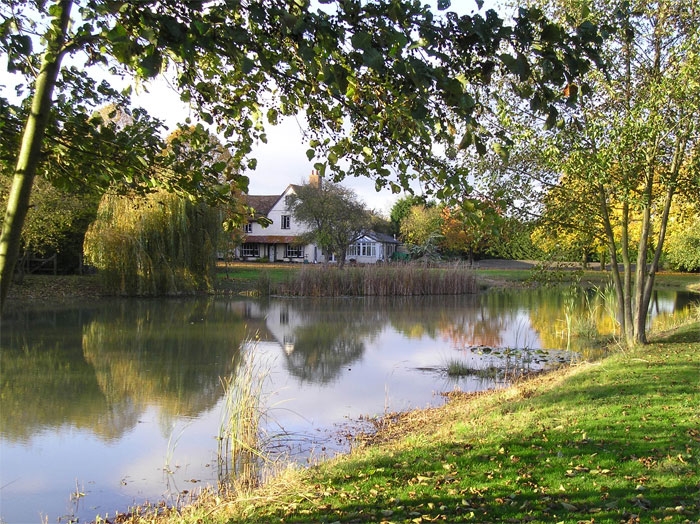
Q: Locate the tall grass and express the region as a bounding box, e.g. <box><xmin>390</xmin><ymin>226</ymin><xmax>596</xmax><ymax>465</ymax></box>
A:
<box><xmin>277</xmin><ymin>263</ymin><xmax>477</xmax><ymax>296</ymax></box>
<box><xmin>217</xmin><ymin>339</ymin><xmax>270</xmax><ymax>493</ymax></box>
<box><xmin>651</xmin><ymin>300</ymin><xmax>700</xmax><ymax>333</ymax></box>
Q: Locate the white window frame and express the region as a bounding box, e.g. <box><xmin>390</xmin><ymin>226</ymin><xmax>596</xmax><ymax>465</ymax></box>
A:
<box><xmin>281</xmin><ymin>215</ymin><xmax>291</xmax><ymax>229</ymax></box>
<box><xmin>244</xmin><ymin>223</ymin><xmax>253</xmax><ymax>234</ymax></box>
<box><xmin>286</xmin><ymin>244</ymin><xmax>303</xmax><ymax>258</ymax></box>
<box><xmin>352</xmin><ymin>241</ymin><xmax>376</xmax><ymax>257</ymax></box>
<box><xmin>241</xmin><ymin>243</ymin><xmax>259</xmax><ymax>257</ymax></box>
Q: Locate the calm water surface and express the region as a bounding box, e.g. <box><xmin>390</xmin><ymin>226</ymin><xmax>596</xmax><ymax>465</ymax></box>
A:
<box><xmin>0</xmin><ymin>288</ymin><xmax>695</xmax><ymax>523</ymax></box>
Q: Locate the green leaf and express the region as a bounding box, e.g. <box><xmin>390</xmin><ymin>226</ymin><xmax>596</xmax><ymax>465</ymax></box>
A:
<box><xmin>10</xmin><ymin>34</ymin><xmax>32</xmax><ymax>57</ymax></box>
<box><xmin>493</xmin><ymin>142</ymin><xmax>510</xmax><ymax>161</ymax></box>
<box><xmin>106</xmin><ymin>24</ymin><xmax>129</xmax><ymax>43</ymax></box>
<box><xmin>363</xmin><ymin>48</ymin><xmax>384</xmax><ymax>70</ymax></box>
<box><xmin>458</xmin><ymin>131</ymin><xmax>473</xmax><ymax>150</ymax></box>
<box><xmin>306</xmin><ymin>148</ymin><xmax>315</xmax><ymax>160</ymax></box>
<box><xmin>541</xmin><ymin>23</ymin><xmax>562</xmax><ymax>43</ymax></box>
<box><xmin>242</xmin><ymin>57</ymin><xmax>256</xmax><ymax>74</ymax></box>
<box><xmin>138</xmin><ymin>50</ymin><xmax>162</xmax><ymax>78</ymax></box>
<box><xmin>212</xmin><ymin>161</ymin><xmax>227</xmax><ymax>173</ymax></box>
<box><xmin>267</xmin><ymin>108</ymin><xmax>279</xmax><ymax>125</ymax></box>
<box><xmin>313</xmin><ymin>162</ymin><xmax>326</xmax><ymax>176</ymax></box>
<box><xmin>411</xmin><ymin>104</ymin><xmax>428</xmax><ymax>121</ymax></box>
<box><xmin>437</xmin><ymin>0</ymin><xmax>451</xmax><ymax>10</ymax></box>
<box><xmin>543</xmin><ymin>106</ymin><xmax>558</xmax><ymax>130</ymax></box>
<box><xmin>351</xmin><ymin>31</ymin><xmax>372</xmax><ymax>51</ymax></box>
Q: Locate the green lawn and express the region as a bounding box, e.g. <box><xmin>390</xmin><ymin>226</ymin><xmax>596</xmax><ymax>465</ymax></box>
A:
<box><xmin>135</xmin><ymin>321</ymin><xmax>699</xmax><ymax>524</ymax></box>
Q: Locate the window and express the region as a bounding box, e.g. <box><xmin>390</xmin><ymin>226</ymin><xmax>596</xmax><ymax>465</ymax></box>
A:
<box><xmin>349</xmin><ymin>241</ymin><xmax>376</xmax><ymax>257</ymax></box>
<box><xmin>286</xmin><ymin>244</ymin><xmax>303</xmax><ymax>258</ymax></box>
<box><xmin>281</xmin><ymin>215</ymin><xmax>291</xmax><ymax>229</ymax></box>
<box><xmin>244</xmin><ymin>223</ymin><xmax>253</xmax><ymax>234</ymax></box>
<box><xmin>241</xmin><ymin>243</ymin><xmax>259</xmax><ymax>257</ymax></box>
<box><xmin>284</xmin><ymin>195</ymin><xmax>294</xmax><ymax>208</ymax></box>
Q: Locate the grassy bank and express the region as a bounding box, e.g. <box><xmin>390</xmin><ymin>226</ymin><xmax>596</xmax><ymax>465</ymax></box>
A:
<box><xmin>121</xmin><ymin>321</ymin><xmax>699</xmax><ymax>524</ymax></box>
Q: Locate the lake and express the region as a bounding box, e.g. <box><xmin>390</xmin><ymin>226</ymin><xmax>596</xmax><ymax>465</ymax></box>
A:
<box><xmin>0</xmin><ymin>287</ymin><xmax>696</xmax><ymax>523</ymax></box>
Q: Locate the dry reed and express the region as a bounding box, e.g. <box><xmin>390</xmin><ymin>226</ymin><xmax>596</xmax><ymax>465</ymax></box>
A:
<box><xmin>217</xmin><ymin>339</ymin><xmax>270</xmax><ymax>494</ymax></box>
<box><xmin>277</xmin><ymin>263</ymin><xmax>477</xmax><ymax>297</ymax></box>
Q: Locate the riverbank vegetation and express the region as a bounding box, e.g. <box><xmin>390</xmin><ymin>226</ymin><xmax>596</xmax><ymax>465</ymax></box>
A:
<box><xmin>214</xmin><ymin>261</ymin><xmax>699</xmax><ymax>297</ymax></box>
<box><xmin>275</xmin><ymin>264</ymin><xmax>478</xmax><ymax>297</ymax></box>
<box><xmin>111</xmin><ymin>320</ymin><xmax>699</xmax><ymax>524</ymax></box>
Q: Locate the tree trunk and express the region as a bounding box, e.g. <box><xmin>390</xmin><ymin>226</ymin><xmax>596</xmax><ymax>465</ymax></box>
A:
<box><xmin>0</xmin><ymin>0</ymin><xmax>72</xmax><ymax>313</ymax></box>
<box><xmin>634</xmin><ymin>126</ymin><xmax>687</xmax><ymax>343</ymax></box>
<box><xmin>620</xmin><ymin>201</ymin><xmax>634</xmax><ymax>343</ymax></box>
<box><xmin>337</xmin><ymin>247</ymin><xmax>347</xmax><ymax>269</ymax></box>
<box><xmin>598</xmin><ymin>184</ymin><xmax>626</xmax><ymax>339</ymax></box>
<box><xmin>633</xmin><ymin>165</ymin><xmax>655</xmax><ymax>344</ymax></box>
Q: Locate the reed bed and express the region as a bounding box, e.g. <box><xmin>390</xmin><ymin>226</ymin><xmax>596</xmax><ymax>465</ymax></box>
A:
<box><xmin>274</xmin><ymin>263</ymin><xmax>477</xmax><ymax>297</ymax></box>
<box><xmin>217</xmin><ymin>340</ymin><xmax>270</xmax><ymax>493</ymax></box>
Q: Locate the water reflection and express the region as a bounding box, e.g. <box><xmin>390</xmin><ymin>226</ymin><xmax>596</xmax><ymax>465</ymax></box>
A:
<box><xmin>0</xmin><ymin>289</ymin><xmax>695</xmax><ymax>524</ymax></box>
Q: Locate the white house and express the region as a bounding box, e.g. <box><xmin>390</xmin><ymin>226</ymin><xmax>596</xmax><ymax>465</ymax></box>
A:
<box><xmin>235</xmin><ymin>174</ymin><xmax>399</xmax><ymax>264</ymax></box>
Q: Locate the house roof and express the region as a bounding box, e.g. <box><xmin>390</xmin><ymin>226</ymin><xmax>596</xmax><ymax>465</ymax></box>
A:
<box><xmin>243</xmin><ymin>195</ymin><xmax>280</xmax><ymax>216</ymax></box>
<box><xmin>364</xmin><ymin>231</ymin><xmax>400</xmax><ymax>244</ymax></box>
<box><xmin>244</xmin><ymin>184</ymin><xmax>301</xmax><ymax>218</ymax></box>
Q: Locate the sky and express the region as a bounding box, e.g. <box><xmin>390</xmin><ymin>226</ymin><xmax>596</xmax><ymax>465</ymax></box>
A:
<box><xmin>129</xmin><ymin>82</ymin><xmax>411</xmax><ymax>215</ymax></box>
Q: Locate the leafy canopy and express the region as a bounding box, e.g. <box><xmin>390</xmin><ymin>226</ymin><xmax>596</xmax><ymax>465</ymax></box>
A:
<box><xmin>1</xmin><ymin>0</ymin><xmax>604</xmax><ymax>197</ymax></box>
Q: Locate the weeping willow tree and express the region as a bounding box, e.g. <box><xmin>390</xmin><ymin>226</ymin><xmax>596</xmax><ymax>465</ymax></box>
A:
<box><xmin>84</xmin><ymin>190</ymin><xmax>220</xmax><ymax>296</ymax></box>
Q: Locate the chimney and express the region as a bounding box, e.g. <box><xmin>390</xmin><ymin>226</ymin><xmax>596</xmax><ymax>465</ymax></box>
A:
<box><xmin>309</xmin><ymin>169</ymin><xmax>322</xmax><ymax>188</ymax></box>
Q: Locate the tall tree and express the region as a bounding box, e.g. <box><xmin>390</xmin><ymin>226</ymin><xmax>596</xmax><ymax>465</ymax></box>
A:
<box><xmin>482</xmin><ymin>0</ymin><xmax>700</xmax><ymax>344</ymax></box>
<box><xmin>0</xmin><ymin>0</ymin><xmax>603</xmax><ymax>311</ymax></box>
<box><xmin>399</xmin><ymin>204</ymin><xmax>443</xmax><ymax>261</ymax></box>
<box><xmin>389</xmin><ymin>195</ymin><xmax>431</xmax><ymax>235</ymax></box>
<box><xmin>441</xmin><ymin>198</ymin><xmax>503</xmax><ymax>265</ymax></box>
<box><xmin>289</xmin><ymin>181</ymin><xmax>370</xmax><ymax>269</ymax></box>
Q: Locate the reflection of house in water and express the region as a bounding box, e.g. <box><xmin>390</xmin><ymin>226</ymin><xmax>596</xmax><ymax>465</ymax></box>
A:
<box><xmin>237</xmin><ymin>299</ymin><xmax>369</xmax><ymax>385</ymax></box>
<box><xmin>234</xmin><ymin>300</ymin><xmax>301</xmax><ymax>355</ymax></box>
<box><xmin>262</xmin><ymin>301</ymin><xmax>301</xmax><ymax>355</ymax></box>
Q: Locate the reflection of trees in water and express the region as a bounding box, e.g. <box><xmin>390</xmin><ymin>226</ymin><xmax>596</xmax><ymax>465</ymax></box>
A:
<box><xmin>280</xmin><ymin>298</ymin><xmax>382</xmax><ymax>384</ymax></box>
<box><xmin>82</xmin><ymin>299</ymin><xmax>247</xmax><ymax>437</ymax></box>
<box><xmin>0</xmin><ymin>337</ymin><xmax>112</xmax><ymax>441</ymax></box>
<box><xmin>1</xmin><ymin>299</ymin><xmax>250</xmax><ymax>442</ymax></box>
<box><xmin>285</xmin><ymin>325</ymin><xmax>366</xmax><ymax>384</ymax></box>
<box><xmin>525</xmin><ymin>287</ymin><xmax>618</xmax><ymax>351</ymax></box>
<box><xmin>384</xmin><ymin>295</ymin><xmax>510</xmax><ymax>349</ymax></box>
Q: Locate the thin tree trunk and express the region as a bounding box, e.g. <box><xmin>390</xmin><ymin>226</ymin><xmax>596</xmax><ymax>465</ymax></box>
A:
<box><xmin>633</xmin><ymin>165</ymin><xmax>655</xmax><ymax>344</ymax></box>
<box><xmin>0</xmin><ymin>0</ymin><xmax>72</xmax><ymax>312</ymax></box>
<box><xmin>621</xmin><ymin>201</ymin><xmax>634</xmax><ymax>343</ymax></box>
<box><xmin>598</xmin><ymin>184</ymin><xmax>625</xmax><ymax>337</ymax></box>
